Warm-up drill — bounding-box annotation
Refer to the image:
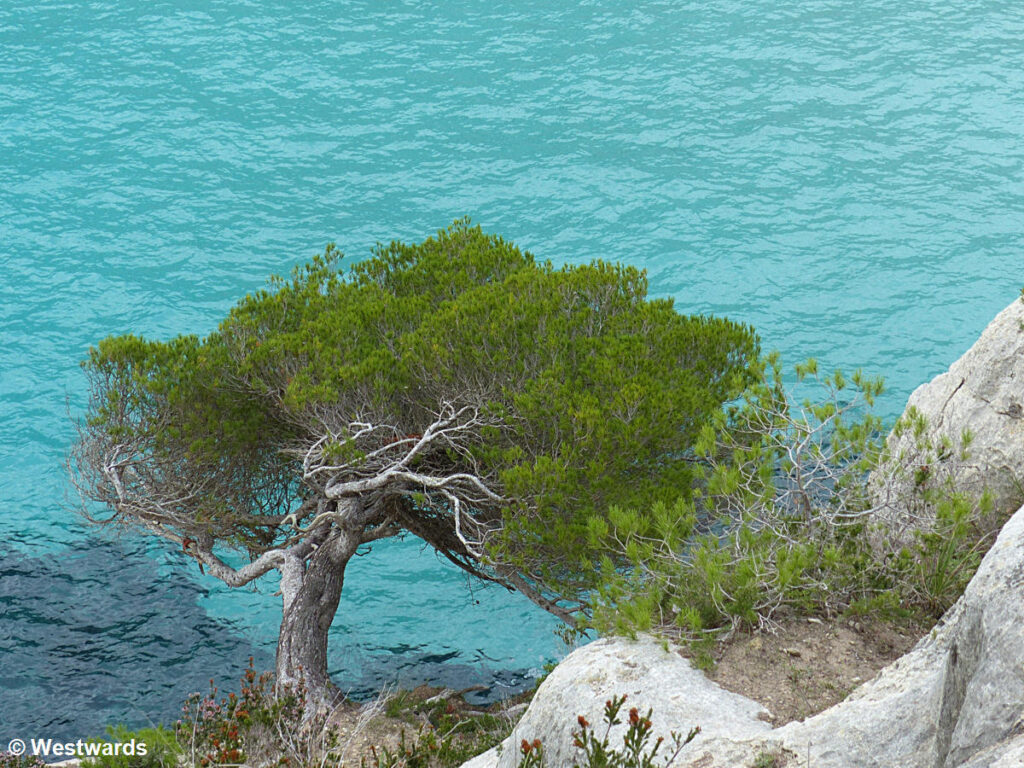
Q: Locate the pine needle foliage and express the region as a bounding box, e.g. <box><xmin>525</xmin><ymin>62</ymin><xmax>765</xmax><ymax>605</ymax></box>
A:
<box><xmin>73</xmin><ymin>219</ymin><xmax>759</xmax><ymax>621</ymax></box>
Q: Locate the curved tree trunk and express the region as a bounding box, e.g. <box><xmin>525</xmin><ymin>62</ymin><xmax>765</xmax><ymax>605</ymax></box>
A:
<box><xmin>275</xmin><ymin>526</ymin><xmax>360</xmax><ymax>709</ymax></box>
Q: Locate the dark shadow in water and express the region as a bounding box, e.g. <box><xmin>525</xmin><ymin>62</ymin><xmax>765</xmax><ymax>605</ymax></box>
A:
<box><xmin>0</xmin><ymin>536</ymin><xmax>271</xmax><ymax>740</ymax></box>
<box><xmin>0</xmin><ymin>536</ymin><xmax>541</xmax><ymax>739</ymax></box>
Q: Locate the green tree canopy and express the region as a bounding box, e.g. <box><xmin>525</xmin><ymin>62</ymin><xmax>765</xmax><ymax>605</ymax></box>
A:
<box><xmin>72</xmin><ymin>220</ymin><xmax>759</xmax><ymax>702</ymax></box>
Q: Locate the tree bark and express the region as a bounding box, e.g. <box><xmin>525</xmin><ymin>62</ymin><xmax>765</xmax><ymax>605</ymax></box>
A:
<box><xmin>274</xmin><ymin>526</ymin><xmax>360</xmax><ymax>709</ymax></box>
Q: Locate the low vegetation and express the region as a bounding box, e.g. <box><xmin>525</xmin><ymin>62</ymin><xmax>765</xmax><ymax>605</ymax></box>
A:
<box><xmin>156</xmin><ymin>659</ymin><xmax>517</xmax><ymax>768</ymax></box>
<box><xmin>587</xmin><ymin>355</ymin><xmax>1003</xmax><ymax>646</ymax></box>
<box><xmin>0</xmin><ymin>755</ymin><xmax>47</xmax><ymax>768</ymax></box>
<box><xmin>80</xmin><ymin>725</ymin><xmax>181</xmax><ymax>768</ymax></box>
<box><xmin>516</xmin><ymin>694</ymin><xmax>700</xmax><ymax>768</ymax></box>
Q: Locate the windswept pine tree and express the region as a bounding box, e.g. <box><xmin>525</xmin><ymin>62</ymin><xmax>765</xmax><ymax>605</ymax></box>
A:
<box><xmin>71</xmin><ymin>220</ymin><xmax>759</xmax><ymax>710</ymax></box>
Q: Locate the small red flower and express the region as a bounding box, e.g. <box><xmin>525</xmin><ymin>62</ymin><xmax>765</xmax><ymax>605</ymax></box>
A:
<box><xmin>629</xmin><ymin>708</ymin><xmax>640</xmax><ymax>725</ymax></box>
<box><xmin>520</xmin><ymin>739</ymin><xmax>532</xmax><ymax>755</ymax></box>
<box><xmin>578</xmin><ymin>715</ymin><xmax>590</xmax><ymax>728</ymax></box>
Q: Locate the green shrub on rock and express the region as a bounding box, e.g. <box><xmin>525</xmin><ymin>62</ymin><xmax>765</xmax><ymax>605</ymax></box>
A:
<box><xmin>588</xmin><ymin>353</ymin><xmax>1003</xmax><ymax>642</ymax></box>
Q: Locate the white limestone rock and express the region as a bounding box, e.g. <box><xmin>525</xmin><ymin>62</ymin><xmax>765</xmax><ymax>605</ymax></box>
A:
<box><xmin>466</xmin><ymin>635</ymin><xmax>773</xmax><ymax>768</ymax></box>
<box><xmin>870</xmin><ymin>297</ymin><xmax>1024</xmax><ymax>546</ymax></box>
<box><xmin>459</xmin><ymin>747</ymin><xmax>500</xmax><ymax>768</ymax></box>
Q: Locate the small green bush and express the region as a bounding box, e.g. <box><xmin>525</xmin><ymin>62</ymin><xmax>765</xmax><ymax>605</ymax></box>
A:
<box><xmin>515</xmin><ymin>694</ymin><xmax>699</xmax><ymax>768</ymax></box>
<box><xmin>80</xmin><ymin>725</ymin><xmax>181</xmax><ymax>768</ymax></box>
<box><xmin>362</xmin><ymin>691</ymin><xmax>516</xmax><ymax>768</ymax></box>
<box><xmin>587</xmin><ymin>354</ymin><xmax>1001</xmax><ymax>645</ymax></box>
<box><xmin>176</xmin><ymin>658</ymin><xmax>309</xmax><ymax>768</ymax></box>
<box><xmin>752</xmin><ymin>751</ymin><xmax>781</xmax><ymax>768</ymax></box>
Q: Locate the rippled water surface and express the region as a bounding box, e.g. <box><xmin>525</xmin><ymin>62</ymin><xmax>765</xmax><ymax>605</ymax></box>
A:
<box><xmin>2</xmin><ymin>0</ymin><xmax>1023</xmax><ymax>738</ymax></box>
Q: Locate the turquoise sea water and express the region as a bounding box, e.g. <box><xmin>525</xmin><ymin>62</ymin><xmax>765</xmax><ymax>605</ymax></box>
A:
<box><xmin>2</xmin><ymin>0</ymin><xmax>1022</xmax><ymax>739</ymax></box>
